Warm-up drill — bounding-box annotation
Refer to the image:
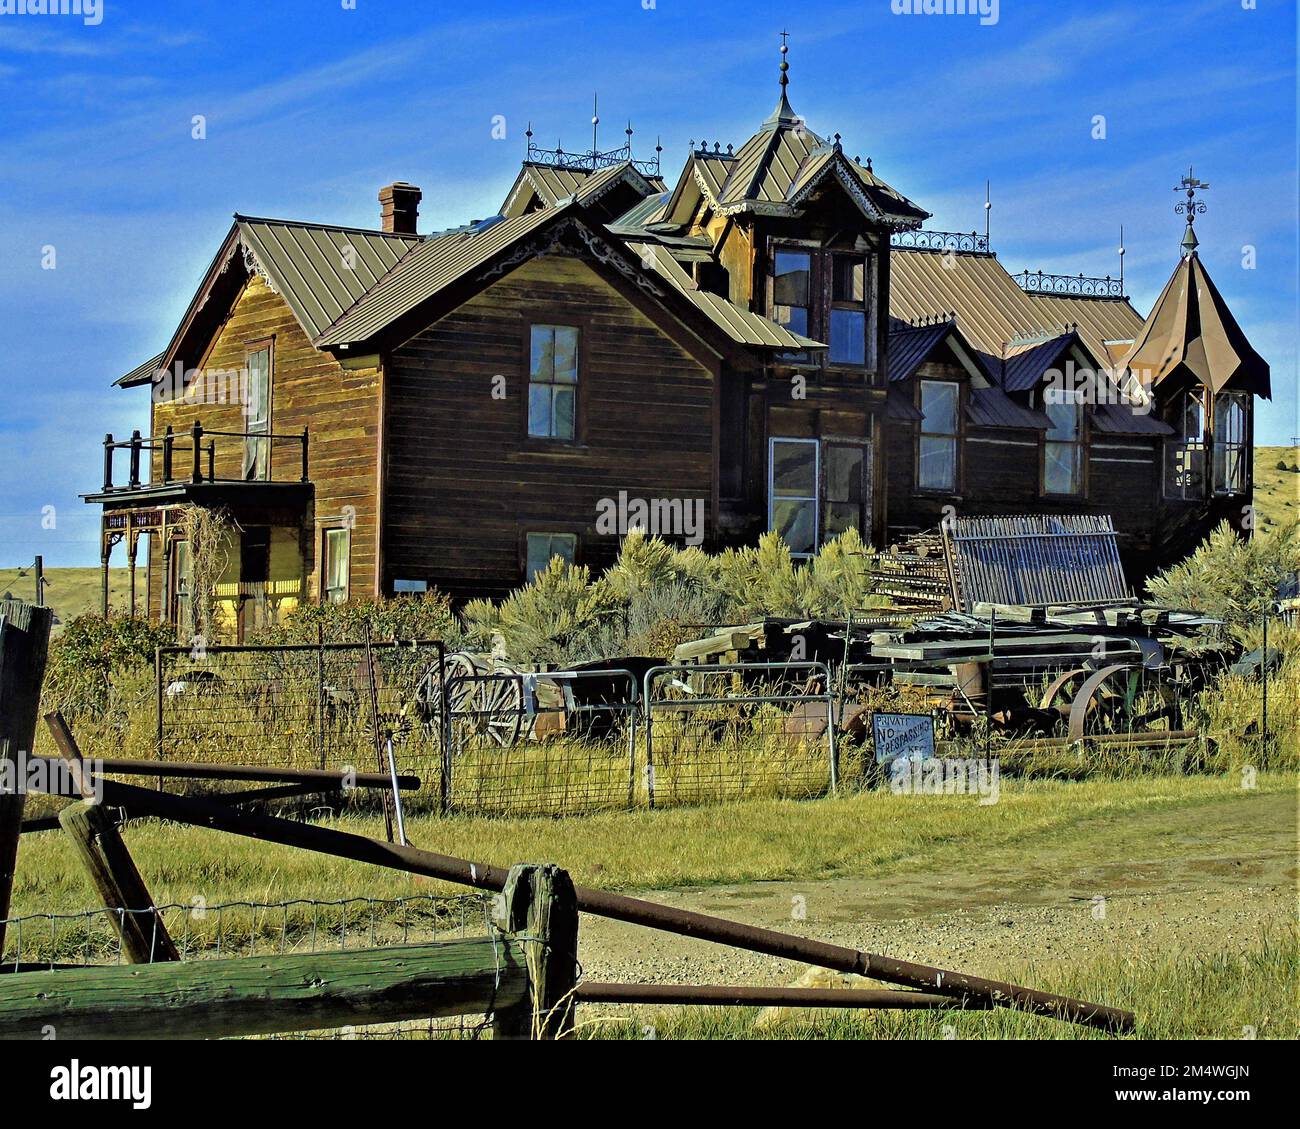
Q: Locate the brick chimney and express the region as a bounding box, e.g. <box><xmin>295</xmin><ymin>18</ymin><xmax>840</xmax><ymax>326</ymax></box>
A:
<box><xmin>378</xmin><ymin>182</ymin><xmax>421</xmax><ymax>235</ymax></box>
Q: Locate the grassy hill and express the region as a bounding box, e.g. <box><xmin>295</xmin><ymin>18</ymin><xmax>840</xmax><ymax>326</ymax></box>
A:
<box><xmin>1253</xmin><ymin>446</ymin><xmax>1300</xmax><ymax>535</ymax></box>
<box><xmin>0</xmin><ymin>567</ymin><xmax>131</xmax><ymax>630</ymax></box>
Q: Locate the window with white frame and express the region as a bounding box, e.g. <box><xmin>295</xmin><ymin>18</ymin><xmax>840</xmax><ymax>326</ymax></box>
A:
<box><xmin>323</xmin><ymin>528</ymin><xmax>350</xmax><ymax>604</ymax></box>
<box><xmin>1164</xmin><ymin>389</ymin><xmax>1205</xmax><ymax>500</ymax></box>
<box><xmin>244</xmin><ymin>345</ymin><xmax>271</xmax><ymax>480</ymax></box>
<box><xmin>1043</xmin><ymin>395</ymin><xmax>1084</xmax><ymax>496</ymax></box>
<box><xmin>525</xmin><ymin>532</ymin><xmax>576</xmax><ymax>581</ymax></box>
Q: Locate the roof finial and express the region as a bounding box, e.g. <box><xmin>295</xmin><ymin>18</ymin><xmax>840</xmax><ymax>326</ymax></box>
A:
<box><xmin>1175</xmin><ymin>166</ymin><xmax>1209</xmax><ymax>258</ymax></box>
<box><xmin>591</xmin><ymin>93</ymin><xmax>600</xmax><ymax>158</ymax></box>
<box><xmin>766</xmin><ymin>32</ymin><xmax>798</xmax><ymax>127</ymax></box>
<box><xmin>1118</xmin><ymin>223</ymin><xmax>1126</xmax><ymax>293</ymax></box>
<box><xmin>984</xmin><ymin>179</ymin><xmax>992</xmax><ymax>246</ymax></box>
<box><xmin>779</xmin><ymin>30</ymin><xmax>790</xmax><ymax>89</ymax></box>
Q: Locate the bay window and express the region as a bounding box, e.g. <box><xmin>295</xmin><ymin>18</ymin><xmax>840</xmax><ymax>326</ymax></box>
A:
<box><xmin>1164</xmin><ymin>390</ymin><xmax>1205</xmax><ymax>500</ymax></box>
<box><xmin>1213</xmin><ymin>392</ymin><xmax>1248</xmax><ymax>494</ymax></box>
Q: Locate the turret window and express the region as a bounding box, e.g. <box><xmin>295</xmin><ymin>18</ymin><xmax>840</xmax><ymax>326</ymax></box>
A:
<box><xmin>1213</xmin><ymin>392</ymin><xmax>1248</xmax><ymax>495</ymax></box>
<box><xmin>1163</xmin><ymin>390</ymin><xmax>1205</xmax><ymax>500</ymax></box>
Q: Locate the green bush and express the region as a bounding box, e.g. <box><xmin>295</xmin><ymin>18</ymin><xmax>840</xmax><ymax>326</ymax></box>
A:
<box><xmin>251</xmin><ymin>592</ymin><xmax>465</xmax><ymax>648</ymax></box>
<box><xmin>42</xmin><ymin>614</ymin><xmax>175</xmax><ymax>720</ymax></box>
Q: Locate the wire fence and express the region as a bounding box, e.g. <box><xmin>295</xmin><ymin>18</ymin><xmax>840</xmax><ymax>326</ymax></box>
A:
<box><xmin>0</xmin><ymin>893</ymin><xmax>498</xmax><ymax>1040</ymax></box>
<box><xmin>157</xmin><ymin>640</ymin><xmax>446</xmax><ymax>810</ymax></box>
<box><xmin>152</xmin><ymin>645</ymin><xmax>852</xmax><ymax>818</ymax></box>
<box><xmin>447</xmin><ymin>669</ymin><xmax>639</xmax><ymax>816</ymax></box>
<box><xmin>643</xmin><ymin>663</ymin><xmax>838</xmax><ymax>807</ymax></box>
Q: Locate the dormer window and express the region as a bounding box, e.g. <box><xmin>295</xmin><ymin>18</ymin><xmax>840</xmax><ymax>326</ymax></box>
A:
<box><xmin>768</xmin><ymin>243</ymin><xmax>874</xmax><ymax>371</ymax></box>
<box><xmin>1043</xmin><ymin>395</ymin><xmax>1084</xmax><ymax>496</ymax></box>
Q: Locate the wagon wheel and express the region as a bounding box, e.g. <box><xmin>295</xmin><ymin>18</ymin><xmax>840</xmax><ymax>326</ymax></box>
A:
<box><xmin>415</xmin><ymin>652</ymin><xmax>485</xmax><ymax>730</ymax></box>
<box><xmin>1039</xmin><ymin>668</ymin><xmax>1092</xmax><ymax>716</ymax></box>
<box><xmin>475</xmin><ymin>668</ymin><xmax>527</xmax><ymax>747</ymax></box>
<box><xmin>1066</xmin><ymin>664</ymin><xmax>1145</xmax><ymax>741</ymax></box>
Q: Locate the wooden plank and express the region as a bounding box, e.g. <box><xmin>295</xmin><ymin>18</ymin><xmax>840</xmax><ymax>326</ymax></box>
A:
<box><xmin>57</xmin><ymin>801</ymin><xmax>179</xmax><ymax>965</ymax></box>
<box><xmin>0</xmin><ymin>937</ymin><xmax>527</xmax><ymax>1040</ymax></box>
<box><xmin>0</xmin><ymin>600</ymin><xmax>54</xmax><ymax>955</ymax></box>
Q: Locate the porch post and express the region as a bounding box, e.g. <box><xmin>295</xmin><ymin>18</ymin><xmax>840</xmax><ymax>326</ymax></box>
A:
<box><xmin>127</xmin><ymin>517</ymin><xmax>138</xmax><ymax>618</ymax></box>
<box><xmin>100</xmin><ymin>529</ymin><xmax>112</xmax><ymax>619</ymax></box>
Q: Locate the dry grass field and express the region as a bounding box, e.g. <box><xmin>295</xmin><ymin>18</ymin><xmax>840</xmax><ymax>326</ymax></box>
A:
<box><xmin>0</xmin><ymin>566</ymin><xmax>130</xmax><ymax>630</ymax></box>
<box><xmin>1253</xmin><ymin>445</ymin><xmax>1300</xmax><ymax>533</ymax></box>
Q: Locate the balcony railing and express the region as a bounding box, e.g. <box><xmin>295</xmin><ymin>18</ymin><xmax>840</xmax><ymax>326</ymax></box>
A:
<box><xmin>100</xmin><ymin>422</ymin><xmax>309</xmax><ymax>494</ymax></box>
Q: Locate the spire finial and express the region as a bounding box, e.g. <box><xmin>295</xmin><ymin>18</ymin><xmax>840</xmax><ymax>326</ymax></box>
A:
<box><xmin>591</xmin><ymin>93</ymin><xmax>599</xmax><ymax>158</ymax></box>
<box><xmin>1175</xmin><ymin>166</ymin><xmax>1209</xmax><ymax>257</ymax></box>
<box><xmin>779</xmin><ymin>30</ymin><xmax>790</xmax><ymax>89</ymax></box>
<box><xmin>765</xmin><ymin>31</ymin><xmax>798</xmax><ymax>125</ymax></box>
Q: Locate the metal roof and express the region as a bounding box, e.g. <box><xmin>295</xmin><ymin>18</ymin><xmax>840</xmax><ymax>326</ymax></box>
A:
<box><xmin>314</xmin><ymin>210</ymin><xmax>557</xmax><ymax>347</ymax></box>
<box><xmin>889</xmin><ymin>248</ymin><xmax>1146</xmax><ymax>371</ymax></box>
<box><xmin>501</xmin><ymin>161</ymin><xmax>660</xmax><ymax>218</ymax></box>
<box><xmin>967</xmin><ymin>387</ymin><xmax>1050</xmax><ymax>430</ymax></box>
<box><xmin>114</xmin><ymin>351</ymin><xmax>166</xmax><ymax>389</ymax></box>
<box><xmin>1000</xmin><ymin>332</ymin><xmax>1078</xmax><ymax>392</ymax></box>
<box><xmin>628</xmin><ymin>241</ymin><xmax>825</xmax><ymax>351</ymax></box>
<box><xmin>236</xmin><ymin>217</ymin><xmax>421</xmax><ymax>339</ymax></box>
<box><xmin>1090</xmin><ymin>402</ymin><xmax>1174</xmax><ymax>436</ymax></box>
<box><xmin>1120</xmin><ymin>251</ymin><xmax>1270</xmax><ymax>398</ymax></box>
<box><xmin>886</xmin><ymin>319</ymin><xmax>960</xmax><ymax>383</ymax></box>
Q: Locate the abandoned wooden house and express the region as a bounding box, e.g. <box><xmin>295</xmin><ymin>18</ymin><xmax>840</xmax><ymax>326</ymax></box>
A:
<box><xmin>88</xmin><ymin>44</ymin><xmax>1271</xmax><ymax>639</ymax></box>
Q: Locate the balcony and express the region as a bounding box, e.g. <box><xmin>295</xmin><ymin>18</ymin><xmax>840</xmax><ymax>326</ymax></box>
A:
<box><xmin>86</xmin><ymin>422</ymin><xmax>312</xmax><ymax>510</ymax></box>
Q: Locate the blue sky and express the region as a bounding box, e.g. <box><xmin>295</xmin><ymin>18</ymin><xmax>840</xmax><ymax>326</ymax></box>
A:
<box><xmin>0</xmin><ymin>0</ymin><xmax>1295</xmax><ymax>570</ymax></box>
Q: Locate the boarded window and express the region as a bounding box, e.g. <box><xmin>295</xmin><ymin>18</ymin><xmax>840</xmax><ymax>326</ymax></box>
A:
<box><xmin>769</xmin><ymin>437</ymin><xmax>819</xmax><ymax>558</ymax></box>
<box><xmin>526</xmin><ymin>533</ymin><xmax>576</xmax><ymax>581</ymax></box>
<box><xmin>918</xmin><ymin>380</ymin><xmax>959</xmax><ymax>492</ymax></box>
<box><xmin>244</xmin><ymin>346</ymin><xmax>271</xmax><ymax>480</ymax></box>
<box><xmin>323</xmin><ymin>528</ymin><xmax>350</xmax><ymax>605</ymax></box>
<box><xmin>528</xmin><ymin>325</ymin><xmax>579</xmax><ymax>440</ymax></box>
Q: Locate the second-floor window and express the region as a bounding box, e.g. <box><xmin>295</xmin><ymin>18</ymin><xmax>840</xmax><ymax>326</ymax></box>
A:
<box><xmin>1164</xmin><ymin>390</ymin><xmax>1204</xmax><ymax>500</ymax></box>
<box><xmin>244</xmin><ymin>345</ymin><xmax>271</xmax><ymax>480</ymax></box>
<box><xmin>528</xmin><ymin>325</ymin><xmax>579</xmax><ymax>441</ymax></box>
<box><xmin>1043</xmin><ymin>395</ymin><xmax>1083</xmax><ymax>496</ymax></box>
<box><xmin>1213</xmin><ymin>392</ymin><xmax>1248</xmax><ymax>494</ymax></box>
<box><xmin>770</xmin><ymin>246</ymin><xmax>872</xmax><ymax>369</ymax></box>
<box><xmin>917</xmin><ymin>380</ymin><xmax>959</xmax><ymax>492</ymax></box>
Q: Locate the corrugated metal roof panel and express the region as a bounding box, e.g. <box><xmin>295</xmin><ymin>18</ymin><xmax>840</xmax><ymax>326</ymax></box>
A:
<box><xmin>115</xmin><ymin>351</ymin><xmax>166</xmax><ymax>388</ymax></box>
<box><xmin>967</xmin><ymin>387</ymin><xmax>1050</xmax><ymax>430</ymax></box>
<box><xmin>314</xmin><ymin>210</ymin><xmax>555</xmax><ymax>346</ymax></box>
<box><xmin>890</xmin><ymin>249</ymin><xmax>1146</xmax><ymax>371</ymax></box>
<box><xmin>1091</xmin><ymin>402</ymin><xmax>1174</xmax><ymax>435</ymax></box>
<box><xmin>886</xmin><ymin>320</ymin><xmax>955</xmax><ymax>383</ymax></box>
<box><xmin>237</xmin><ymin>218</ymin><xmax>419</xmax><ymax>339</ymax></box>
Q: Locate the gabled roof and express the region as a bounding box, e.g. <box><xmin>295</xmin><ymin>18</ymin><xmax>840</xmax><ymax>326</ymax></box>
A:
<box><xmin>886</xmin><ymin>319</ymin><xmax>965</xmax><ymax>383</ymax></box>
<box><xmin>889</xmin><ymin>247</ymin><xmax>1146</xmax><ymax>373</ymax></box>
<box><xmin>314</xmin><ymin>209</ymin><xmax>561</xmax><ymax>347</ymax></box>
<box><xmin>500</xmin><ymin>160</ymin><xmax>663</xmax><ymax>219</ymax></box>
<box><xmin>1000</xmin><ymin>331</ymin><xmax>1079</xmax><ymax>392</ymax></box>
<box><xmin>237</xmin><ymin>217</ymin><xmax>421</xmax><ymax>339</ymax></box>
<box><xmin>627</xmin><ymin>241</ymin><xmax>824</xmax><ymax>352</ymax></box>
<box><xmin>1120</xmin><ymin>250</ymin><xmax>1270</xmax><ymax>399</ymax></box>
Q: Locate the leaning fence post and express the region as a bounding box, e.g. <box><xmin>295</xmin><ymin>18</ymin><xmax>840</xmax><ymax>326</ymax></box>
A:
<box><xmin>59</xmin><ymin>802</ymin><xmax>179</xmax><ymax>965</ymax></box>
<box><xmin>0</xmin><ymin>600</ymin><xmax>53</xmax><ymax>956</ymax></box>
<box><xmin>491</xmin><ymin>863</ymin><xmax>579</xmax><ymax>1040</ymax></box>
<box><xmin>439</xmin><ymin>645</ymin><xmax>451</xmax><ymax>816</ymax></box>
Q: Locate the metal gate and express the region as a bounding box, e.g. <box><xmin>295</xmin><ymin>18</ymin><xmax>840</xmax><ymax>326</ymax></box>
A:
<box><xmin>642</xmin><ymin>662</ymin><xmax>837</xmax><ymax>808</ymax></box>
<box><xmin>445</xmin><ymin>667</ymin><xmax>639</xmax><ymax>817</ymax></box>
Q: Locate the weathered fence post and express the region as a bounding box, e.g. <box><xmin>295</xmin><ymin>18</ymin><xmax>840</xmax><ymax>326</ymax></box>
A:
<box><xmin>58</xmin><ymin>801</ymin><xmax>179</xmax><ymax>964</ymax></box>
<box><xmin>492</xmin><ymin>863</ymin><xmax>579</xmax><ymax>1040</ymax></box>
<box><xmin>0</xmin><ymin>600</ymin><xmax>54</xmax><ymax>955</ymax></box>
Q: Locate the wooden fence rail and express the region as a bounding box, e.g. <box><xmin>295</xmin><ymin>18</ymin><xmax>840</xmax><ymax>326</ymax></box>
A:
<box><xmin>0</xmin><ymin>937</ymin><xmax>528</xmax><ymax>1040</ymax></box>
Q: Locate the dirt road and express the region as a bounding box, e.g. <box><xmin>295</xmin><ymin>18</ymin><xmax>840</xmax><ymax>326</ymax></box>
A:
<box><xmin>578</xmin><ymin>787</ymin><xmax>1296</xmax><ymax>986</ymax></box>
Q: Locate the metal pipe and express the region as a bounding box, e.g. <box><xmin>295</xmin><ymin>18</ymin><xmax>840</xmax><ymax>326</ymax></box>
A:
<box><xmin>29</xmin><ymin>750</ymin><xmax>418</xmax><ymax>790</ymax></box>
<box><xmin>575</xmin><ymin>982</ymin><xmax>994</xmax><ymax>1011</ymax></box>
<box><xmin>385</xmin><ymin>733</ymin><xmax>408</xmax><ymax>846</ymax></box>
<box><xmin>45</xmin><ymin>755</ymin><xmax>1132</xmax><ymax>1033</ymax></box>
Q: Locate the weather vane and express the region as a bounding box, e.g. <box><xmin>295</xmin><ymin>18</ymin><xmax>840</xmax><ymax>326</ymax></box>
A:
<box><xmin>1175</xmin><ymin>167</ymin><xmax>1209</xmax><ymax>255</ymax></box>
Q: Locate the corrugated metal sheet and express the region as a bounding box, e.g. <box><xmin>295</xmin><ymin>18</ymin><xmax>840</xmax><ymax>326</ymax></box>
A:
<box><xmin>314</xmin><ymin>210</ymin><xmax>557</xmax><ymax>347</ymax></box>
<box><xmin>628</xmin><ymin>242</ymin><xmax>825</xmax><ymax>351</ymax></box>
<box><xmin>1000</xmin><ymin>333</ymin><xmax>1076</xmax><ymax>392</ymax></box>
<box><xmin>945</xmin><ymin>514</ymin><xmax>1130</xmax><ymax>611</ymax></box>
<box><xmin>237</xmin><ymin>218</ymin><xmax>420</xmax><ymax>340</ymax></box>
<box><xmin>115</xmin><ymin>351</ymin><xmax>166</xmax><ymax>388</ymax></box>
<box><xmin>610</xmin><ymin>191</ymin><xmax>670</xmax><ymax>230</ymax></box>
<box><xmin>890</xmin><ymin>249</ymin><xmax>1146</xmax><ymax>371</ymax></box>
<box><xmin>884</xmin><ymin>386</ymin><xmax>924</xmax><ymax>421</ymax></box>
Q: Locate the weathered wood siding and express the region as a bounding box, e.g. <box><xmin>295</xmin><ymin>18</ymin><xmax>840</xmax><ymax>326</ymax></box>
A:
<box><xmin>383</xmin><ymin>255</ymin><xmax>716</xmax><ymax>600</ymax></box>
<box><xmin>146</xmin><ymin>275</ymin><xmax>382</xmax><ymax>610</ymax></box>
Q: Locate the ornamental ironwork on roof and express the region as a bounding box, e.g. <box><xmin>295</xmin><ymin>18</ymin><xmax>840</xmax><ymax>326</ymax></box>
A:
<box><xmin>523</xmin><ymin>98</ymin><xmax>662</xmax><ymax>178</ymax></box>
<box><xmin>891</xmin><ymin>230</ymin><xmax>990</xmax><ymax>254</ymax></box>
<box><xmin>1014</xmin><ymin>270</ymin><xmax>1125</xmax><ymax>299</ymax></box>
